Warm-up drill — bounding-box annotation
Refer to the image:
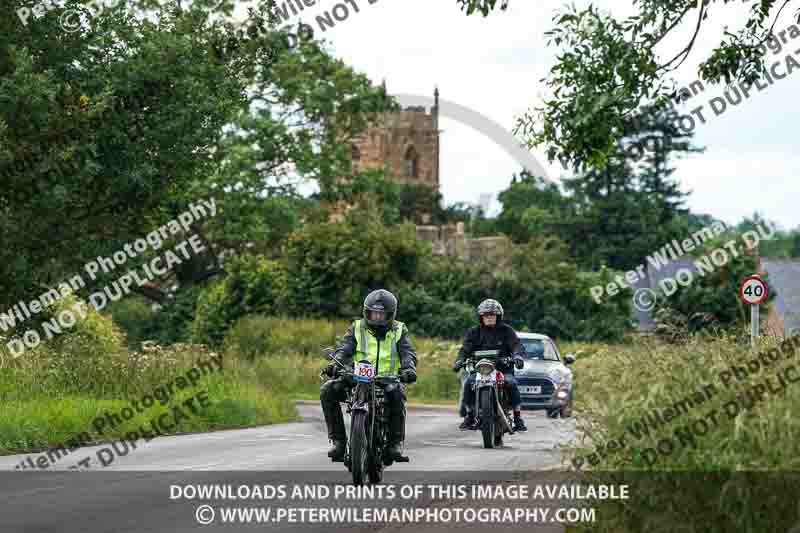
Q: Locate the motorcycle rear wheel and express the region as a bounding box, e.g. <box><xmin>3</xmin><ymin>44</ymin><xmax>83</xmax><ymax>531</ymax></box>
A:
<box><xmin>350</xmin><ymin>411</ymin><xmax>369</xmax><ymax>485</ymax></box>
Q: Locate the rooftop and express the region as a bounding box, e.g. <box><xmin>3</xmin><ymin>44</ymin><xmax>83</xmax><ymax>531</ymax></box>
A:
<box><xmin>761</xmin><ymin>258</ymin><xmax>800</xmax><ymax>336</ymax></box>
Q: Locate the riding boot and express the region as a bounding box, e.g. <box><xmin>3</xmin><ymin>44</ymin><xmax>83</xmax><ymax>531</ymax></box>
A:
<box><xmin>386</xmin><ymin>402</ymin><xmax>406</xmax><ymax>460</ymax></box>
<box><xmin>459</xmin><ymin>407</ymin><xmax>477</xmax><ymax>430</ymax></box>
<box><xmin>321</xmin><ymin>385</ymin><xmax>347</xmax><ymax>460</ymax></box>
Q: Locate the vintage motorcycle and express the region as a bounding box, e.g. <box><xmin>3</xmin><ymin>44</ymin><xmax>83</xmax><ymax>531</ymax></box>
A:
<box><xmin>461</xmin><ymin>349</ymin><xmax>517</xmax><ymax>448</ymax></box>
<box><xmin>321</xmin><ymin>352</ymin><xmax>409</xmax><ymax>485</ymax></box>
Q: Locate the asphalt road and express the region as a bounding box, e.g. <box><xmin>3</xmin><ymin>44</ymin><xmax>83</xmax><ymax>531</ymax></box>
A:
<box><xmin>0</xmin><ymin>402</ymin><xmax>578</xmax><ymax>533</ymax></box>
<box><xmin>0</xmin><ymin>402</ymin><xmax>576</xmax><ymax>471</ymax></box>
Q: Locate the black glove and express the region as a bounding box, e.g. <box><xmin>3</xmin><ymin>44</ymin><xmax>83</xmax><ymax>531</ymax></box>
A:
<box><xmin>323</xmin><ymin>362</ymin><xmax>339</xmax><ymax>378</ymax></box>
<box><xmin>399</xmin><ymin>369</ymin><xmax>417</xmax><ymax>384</ymax></box>
<box><xmin>452</xmin><ymin>359</ymin><xmax>464</xmax><ymax>372</ymax></box>
<box><xmin>513</xmin><ymin>356</ymin><xmax>525</xmax><ymax>370</ymax></box>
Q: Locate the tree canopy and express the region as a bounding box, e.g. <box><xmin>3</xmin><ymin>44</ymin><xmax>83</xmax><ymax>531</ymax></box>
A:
<box><xmin>1</xmin><ymin>0</ymin><xmax>389</xmax><ymax>309</ymax></box>
<box><xmin>456</xmin><ymin>0</ymin><xmax>800</xmax><ymax>170</ymax></box>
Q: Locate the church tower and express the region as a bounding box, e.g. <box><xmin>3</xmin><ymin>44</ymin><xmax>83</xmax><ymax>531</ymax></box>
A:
<box><xmin>349</xmin><ymin>85</ymin><xmax>440</xmax><ymax>191</ymax></box>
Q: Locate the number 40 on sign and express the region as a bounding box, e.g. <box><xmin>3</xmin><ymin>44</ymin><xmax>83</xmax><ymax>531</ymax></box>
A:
<box><xmin>739</xmin><ymin>275</ymin><xmax>768</xmax><ymax>305</ymax></box>
<box><xmin>739</xmin><ymin>275</ymin><xmax>769</xmax><ymax>349</ymax></box>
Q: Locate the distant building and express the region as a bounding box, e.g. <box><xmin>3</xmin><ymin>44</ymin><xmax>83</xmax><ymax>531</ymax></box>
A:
<box><xmin>759</xmin><ymin>258</ymin><xmax>800</xmax><ymax>338</ymax></box>
<box><xmin>415</xmin><ymin>222</ymin><xmax>511</xmax><ymax>266</ymax></box>
<box><xmin>332</xmin><ymin>84</ymin><xmax>509</xmax><ymax>266</ymax></box>
<box><xmin>349</xmin><ymin>85</ymin><xmax>440</xmax><ymax>190</ymax></box>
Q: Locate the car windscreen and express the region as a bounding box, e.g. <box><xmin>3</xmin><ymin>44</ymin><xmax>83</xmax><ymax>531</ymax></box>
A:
<box><xmin>521</xmin><ymin>340</ymin><xmax>560</xmax><ymax>361</ymax></box>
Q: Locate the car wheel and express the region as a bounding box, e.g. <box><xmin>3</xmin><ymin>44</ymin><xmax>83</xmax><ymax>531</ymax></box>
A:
<box><xmin>546</xmin><ymin>409</ymin><xmax>559</xmax><ymax>419</ymax></box>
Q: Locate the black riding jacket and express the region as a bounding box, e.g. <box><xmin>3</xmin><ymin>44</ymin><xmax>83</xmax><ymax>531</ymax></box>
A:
<box><xmin>455</xmin><ymin>322</ymin><xmax>523</xmax><ymax>375</ymax></box>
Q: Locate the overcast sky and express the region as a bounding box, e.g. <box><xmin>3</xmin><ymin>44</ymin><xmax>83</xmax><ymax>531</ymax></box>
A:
<box><xmin>262</xmin><ymin>0</ymin><xmax>800</xmax><ymax>230</ymax></box>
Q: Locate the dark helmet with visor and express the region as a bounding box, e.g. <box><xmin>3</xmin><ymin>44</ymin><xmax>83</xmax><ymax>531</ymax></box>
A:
<box><xmin>363</xmin><ymin>289</ymin><xmax>398</xmax><ymax>335</ymax></box>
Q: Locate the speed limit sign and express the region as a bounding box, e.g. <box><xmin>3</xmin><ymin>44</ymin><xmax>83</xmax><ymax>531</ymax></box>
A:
<box><xmin>739</xmin><ymin>275</ymin><xmax>769</xmax><ymax>305</ymax></box>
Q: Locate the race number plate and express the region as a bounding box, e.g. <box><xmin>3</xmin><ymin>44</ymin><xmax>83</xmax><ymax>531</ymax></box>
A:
<box><xmin>520</xmin><ymin>386</ymin><xmax>541</xmax><ymax>394</ymax></box>
<box><xmin>355</xmin><ymin>361</ymin><xmax>375</xmax><ymax>382</ymax></box>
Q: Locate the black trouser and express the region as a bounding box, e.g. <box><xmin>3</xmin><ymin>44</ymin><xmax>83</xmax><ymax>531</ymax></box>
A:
<box><xmin>320</xmin><ymin>378</ymin><xmax>407</xmax><ymax>445</ymax></box>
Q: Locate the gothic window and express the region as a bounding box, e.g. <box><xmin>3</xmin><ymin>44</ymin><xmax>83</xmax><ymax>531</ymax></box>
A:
<box><xmin>352</xmin><ymin>144</ymin><xmax>361</xmax><ymax>161</ymax></box>
<box><xmin>405</xmin><ymin>146</ymin><xmax>418</xmax><ymax>178</ymax></box>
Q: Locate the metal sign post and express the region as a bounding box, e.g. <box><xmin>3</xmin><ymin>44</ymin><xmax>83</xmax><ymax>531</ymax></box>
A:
<box><xmin>739</xmin><ymin>275</ymin><xmax>769</xmax><ymax>350</ymax></box>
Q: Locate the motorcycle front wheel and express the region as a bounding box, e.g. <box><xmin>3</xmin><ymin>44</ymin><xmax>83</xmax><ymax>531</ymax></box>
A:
<box><xmin>350</xmin><ymin>411</ymin><xmax>369</xmax><ymax>485</ymax></box>
<box><xmin>478</xmin><ymin>388</ymin><xmax>495</xmax><ymax>449</ymax></box>
<box><xmin>494</xmin><ymin>423</ymin><xmax>503</xmax><ymax>447</ymax></box>
<box><xmin>370</xmin><ymin>421</ymin><xmax>384</xmax><ymax>482</ymax></box>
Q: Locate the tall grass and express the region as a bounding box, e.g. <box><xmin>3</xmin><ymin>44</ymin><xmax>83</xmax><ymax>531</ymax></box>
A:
<box><xmin>224</xmin><ymin>320</ymin><xmax>464</xmax><ymax>405</ymax></box>
<box><xmin>567</xmin><ymin>332</ymin><xmax>800</xmax><ymax>532</ymax></box>
<box><xmin>0</xmin><ymin>298</ymin><xmax>294</xmax><ymax>455</ymax></box>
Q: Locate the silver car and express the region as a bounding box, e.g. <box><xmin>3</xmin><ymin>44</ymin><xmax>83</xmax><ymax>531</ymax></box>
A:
<box><xmin>514</xmin><ymin>333</ymin><xmax>575</xmax><ymax>418</ymax></box>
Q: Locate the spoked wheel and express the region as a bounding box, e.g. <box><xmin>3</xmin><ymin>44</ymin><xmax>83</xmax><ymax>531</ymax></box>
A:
<box><xmin>478</xmin><ymin>388</ymin><xmax>495</xmax><ymax>449</ymax></box>
<box><xmin>494</xmin><ymin>427</ymin><xmax>503</xmax><ymax>447</ymax></box>
<box><xmin>369</xmin><ymin>426</ymin><xmax>384</xmax><ymax>483</ymax></box>
<box><xmin>350</xmin><ymin>411</ymin><xmax>368</xmax><ymax>485</ymax></box>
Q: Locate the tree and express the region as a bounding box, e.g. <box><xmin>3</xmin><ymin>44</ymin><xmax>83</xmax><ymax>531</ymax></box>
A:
<box><xmin>546</xmin><ymin>102</ymin><xmax>695</xmax><ymax>271</ymax></box>
<box><xmin>495</xmin><ymin>170</ymin><xmax>568</xmax><ymax>243</ymax></box>
<box><xmin>1</xmin><ymin>0</ymin><xmax>391</xmax><ymax>315</ymax></box>
<box><xmin>1</xmin><ymin>0</ymin><xmax>274</xmax><ymax>308</ymax></box>
<box><xmin>282</xmin><ymin>204</ymin><xmax>427</xmax><ymax>318</ymax></box>
<box><xmin>457</xmin><ymin>0</ymin><xmax>800</xmax><ymax>170</ymax></box>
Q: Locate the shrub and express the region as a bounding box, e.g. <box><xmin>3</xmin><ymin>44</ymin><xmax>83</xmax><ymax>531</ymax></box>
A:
<box><xmin>398</xmin><ymin>285</ymin><xmax>476</xmax><ymax>339</ymax></box>
<box><xmin>283</xmin><ymin>209</ymin><xmax>426</xmax><ymax>317</ymax></box>
<box><xmin>191</xmin><ymin>255</ymin><xmax>289</xmax><ymax>346</ymax></box>
<box><xmin>652</xmin><ymin>229</ymin><xmax>768</xmax><ymax>335</ymax></box>
<box><xmin>223</xmin><ymin>316</ymin><xmax>347</xmax><ymax>361</ymax></box>
<box><xmin>104</xmin><ymin>297</ymin><xmax>156</xmax><ymax>347</ymax></box>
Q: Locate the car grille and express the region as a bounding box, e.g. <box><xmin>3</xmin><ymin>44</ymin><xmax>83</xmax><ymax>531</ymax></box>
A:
<box><xmin>516</xmin><ymin>376</ymin><xmax>556</xmax><ymax>396</ymax></box>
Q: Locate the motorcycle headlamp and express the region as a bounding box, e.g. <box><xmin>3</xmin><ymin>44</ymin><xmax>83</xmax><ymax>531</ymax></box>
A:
<box><xmin>476</xmin><ymin>359</ymin><xmax>494</xmax><ymax>376</ymax></box>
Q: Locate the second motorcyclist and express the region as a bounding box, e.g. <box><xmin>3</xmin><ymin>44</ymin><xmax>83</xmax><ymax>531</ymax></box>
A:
<box><xmin>452</xmin><ymin>298</ymin><xmax>527</xmax><ymax>432</ymax></box>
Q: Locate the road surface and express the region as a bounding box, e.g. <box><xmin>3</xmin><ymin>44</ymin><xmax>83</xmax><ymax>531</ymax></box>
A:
<box><xmin>0</xmin><ymin>402</ymin><xmax>579</xmax><ymax>533</ymax></box>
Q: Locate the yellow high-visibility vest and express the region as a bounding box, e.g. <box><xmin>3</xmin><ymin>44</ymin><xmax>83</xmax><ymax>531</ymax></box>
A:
<box><xmin>353</xmin><ymin>319</ymin><xmax>405</xmax><ymax>376</ymax></box>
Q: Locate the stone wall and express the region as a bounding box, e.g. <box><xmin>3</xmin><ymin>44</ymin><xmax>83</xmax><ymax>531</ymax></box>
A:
<box><xmin>415</xmin><ymin>223</ymin><xmax>510</xmax><ymax>265</ymax></box>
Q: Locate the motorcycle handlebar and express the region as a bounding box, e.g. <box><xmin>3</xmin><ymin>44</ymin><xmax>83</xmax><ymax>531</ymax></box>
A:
<box><xmin>464</xmin><ymin>355</ymin><xmax>514</xmax><ymax>364</ymax></box>
<box><xmin>323</xmin><ymin>369</ymin><xmax>401</xmax><ymax>383</ymax></box>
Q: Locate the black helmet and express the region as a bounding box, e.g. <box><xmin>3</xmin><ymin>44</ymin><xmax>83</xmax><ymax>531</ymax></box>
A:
<box><xmin>363</xmin><ymin>289</ymin><xmax>398</xmax><ymax>335</ymax></box>
<box><xmin>477</xmin><ymin>298</ymin><xmax>503</xmax><ymax>323</ymax></box>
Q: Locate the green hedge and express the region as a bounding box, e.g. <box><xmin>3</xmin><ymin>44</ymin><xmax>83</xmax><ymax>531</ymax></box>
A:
<box><xmin>223</xmin><ymin>315</ymin><xmax>348</xmax><ymax>361</ymax></box>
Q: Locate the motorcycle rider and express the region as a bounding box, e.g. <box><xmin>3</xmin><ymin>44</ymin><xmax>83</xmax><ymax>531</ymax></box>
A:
<box><xmin>452</xmin><ymin>299</ymin><xmax>527</xmax><ymax>432</ymax></box>
<box><xmin>320</xmin><ymin>289</ymin><xmax>417</xmax><ymax>462</ymax></box>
